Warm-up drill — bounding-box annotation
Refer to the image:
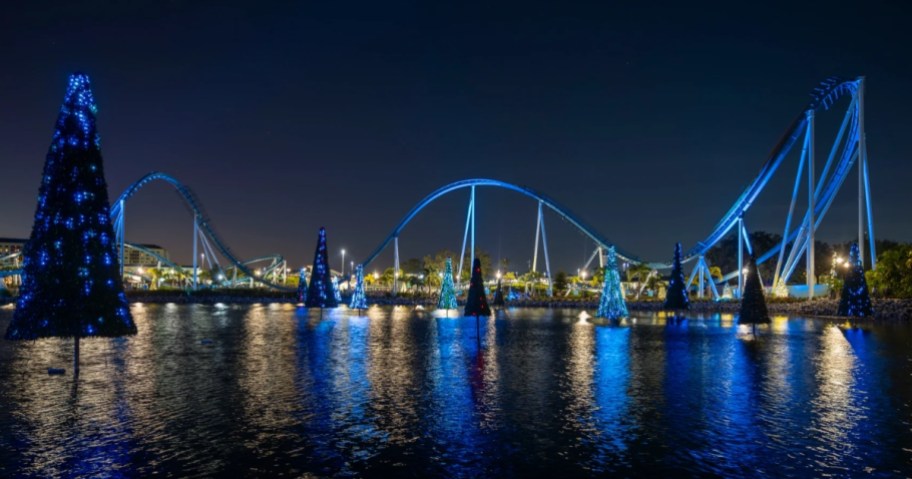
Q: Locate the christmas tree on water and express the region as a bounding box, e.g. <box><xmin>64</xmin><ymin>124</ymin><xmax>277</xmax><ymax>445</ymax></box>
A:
<box><xmin>739</xmin><ymin>253</ymin><xmax>770</xmax><ymax>325</ymax></box>
<box><xmin>5</xmin><ymin>73</ymin><xmax>135</xmax><ymax>375</ymax></box>
<box><xmin>837</xmin><ymin>243</ymin><xmax>874</xmax><ymax>317</ymax></box>
<box><xmin>305</xmin><ymin>227</ymin><xmax>338</xmax><ymax>308</ymax></box>
<box><xmin>464</xmin><ymin>258</ymin><xmax>490</xmax><ymax>317</ymax></box>
<box><xmin>296</xmin><ymin>268</ymin><xmax>308</xmax><ymax>303</ymax></box>
<box><xmin>663</xmin><ymin>242</ymin><xmax>689</xmax><ymax>311</ymax></box>
<box><xmin>597</xmin><ymin>246</ymin><xmax>628</xmax><ymax>319</ymax></box>
<box><xmin>349</xmin><ymin>264</ymin><xmax>368</xmax><ymax>311</ymax></box>
<box><xmin>437</xmin><ymin>258</ymin><xmax>458</xmax><ymax>310</ymax></box>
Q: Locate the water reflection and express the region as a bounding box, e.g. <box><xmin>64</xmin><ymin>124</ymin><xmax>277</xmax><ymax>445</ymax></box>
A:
<box><xmin>1</xmin><ymin>306</ymin><xmax>912</xmax><ymax>478</ymax></box>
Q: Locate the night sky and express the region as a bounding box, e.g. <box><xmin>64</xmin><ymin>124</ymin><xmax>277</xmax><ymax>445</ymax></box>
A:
<box><xmin>1</xmin><ymin>1</ymin><xmax>910</xmax><ymax>273</ymax></box>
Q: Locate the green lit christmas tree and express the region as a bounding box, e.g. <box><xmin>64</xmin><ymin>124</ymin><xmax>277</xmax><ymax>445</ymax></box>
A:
<box><xmin>305</xmin><ymin>227</ymin><xmax>338</xmax><ymax>308</ymax></box>
<box><xmin>663</xmin><ymin>242</ymin><xmax>689</xmax><ymax>312</ymax></box>
<box><xmin>438</xmin><ymin>257</ymin><xmax>458</xmax><ymax>310</ymax></box>
<box><xmin>597</xmin><ymin>246</ymin><xmax>628</xmax><ymax>319</ymax></box>
<box><xmin>738</xmin><ymin>253</ymin><xmax>770</xmax><ymax>326</ymax></box>
<box><xmin>5</xmin><ymin>73</ymin><xmax>135</xmax><ymax>376</ymax></box>
<box><xmin>349</xmin><ymin>264</ymin><xmax>368</xmax><ymax>312</ymax></box>
<box><xmin>837</xmin><ymin>243</ymin><xmax>874</xmax><ymax>317</ymax></box>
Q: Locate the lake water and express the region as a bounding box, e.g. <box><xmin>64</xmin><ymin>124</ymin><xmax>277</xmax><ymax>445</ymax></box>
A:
<box><xmin>1</xmin><ymin>304</ymin><xmax>911</xmax><ymax>478</ymax></box>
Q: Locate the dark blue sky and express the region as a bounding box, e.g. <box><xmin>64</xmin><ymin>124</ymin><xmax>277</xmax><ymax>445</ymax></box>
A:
<box><xmin>1</xmin><ymin>1</ymin><xmax>909</xmax><ymax>272</ymax></box>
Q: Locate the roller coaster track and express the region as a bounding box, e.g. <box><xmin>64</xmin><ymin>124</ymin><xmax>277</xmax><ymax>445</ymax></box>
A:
<box><xmin>110</xmin><ymin>172</ymin><xmax>292</xmax><ymax>291</ymax></box>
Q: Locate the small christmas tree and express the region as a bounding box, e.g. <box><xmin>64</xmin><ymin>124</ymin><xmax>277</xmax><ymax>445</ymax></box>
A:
<box><xmin>349</xmin><ymin>264</ymin><xmax>368</xmax><ymax>311</ymax></box>
<box><xmin>437</xmin><ymin>257</ymin><xmax>458</xmax><ymax>310</ymax></box>
<box><xmin>597</xmin><ymin>246</ymin><xmax>628</xmax><ymax>319</ymax></box>
<box><xmin>663</xmin><ymin>242</ymin><xmax>689</xmax><ymax>311</ymax></box>
<box><xmin>739</xmin><ymin>253</ymin><xmax>770</xmax><ymax>325</ymax></box>
<box><xmin>464</xmin><ymin>258</ymin><xmax>491</xmax><ymax>317</ymax></box>
<box><xmin>5</xmin><ymin>73</ymin><xmax>136</xmax><ymax>376</ymax></box>
<box><xmin>837</xmin><ymin>243</ymin><xmax>874</xmax><ymax>317</ymax></box>
<box><xmin>331</xmin><ymin>276</ymin><xmax>342</xmax><ymax>304</ymax></box>
<box><xmin>493</xmin><ymin>279</ymin><xmax>505</xmax><ymax>307</ymax></box>
<box><xmin>296</xmin><ymin>268</ymin><xmax>308</xmax><ymax>303</ymax></box>
<box><xmin>305</xmin><ymin>227</ymin><xmax>338</xmax><ymax>308</ymax></box>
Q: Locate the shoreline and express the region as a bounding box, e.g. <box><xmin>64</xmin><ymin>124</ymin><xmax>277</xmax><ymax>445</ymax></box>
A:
<box><xmin>4</xmin><ymin>293</ymin><xmax>910</xmax><ymax>322</ymax></box>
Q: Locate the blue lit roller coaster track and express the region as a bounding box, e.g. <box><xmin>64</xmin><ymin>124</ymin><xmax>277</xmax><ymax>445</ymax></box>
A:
<box><xmin>110</xmin><ymin>172</ymin><xmax>293</xmax><ymax>291</ymax></box>
<box><xmin>360</xmin><ymin>77</ymin><xmax>867</xmax><ymax>275</ymax></box>
<box><xmin>689</xmin><ymin>77</ymin><xmax>863</xmax><ymax>270</ymax></box>
<box><xmin>359</xmin><ymin>178</ymin><xmax>646</xmax><ymax>269</ymax></box>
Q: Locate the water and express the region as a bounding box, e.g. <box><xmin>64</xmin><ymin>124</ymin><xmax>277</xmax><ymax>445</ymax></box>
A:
<box><xmin>1</xmin><ymin>304</ymin><xmax>911</xmax><ymax>478</ymax></box>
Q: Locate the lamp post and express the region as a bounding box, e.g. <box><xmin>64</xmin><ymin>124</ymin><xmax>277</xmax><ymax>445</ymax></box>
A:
<box><xmin>341</xmin><ymin>249</ymin><xmax>345</xmax><ymax>277</ymax></box>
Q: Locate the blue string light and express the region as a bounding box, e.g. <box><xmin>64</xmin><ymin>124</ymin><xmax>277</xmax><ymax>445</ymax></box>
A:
<box><xmin>5</xmin><ymin>72</ymin><xmax>135</xmax><ymax>340</ymax></box>
<box><xmin>349</xmin><ymin>265</ymin><xmax>368</xmax><ymax>310</ymax></box>
<box><xmin>597</xmin><ymin>246</ymin><xmax>628</xmax><ymax>319</ymax></box>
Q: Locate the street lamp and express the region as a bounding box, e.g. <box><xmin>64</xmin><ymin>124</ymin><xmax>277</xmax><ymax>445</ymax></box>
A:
<box><xmin>580</xmin><ymin>270</ymin><xmax>587</xmax><ymax>281</ymax></box>
<box><xmin>341</xmin><ymin>249</ymin><xmax>345</xmax><ymax>276</ymax></box>
<box><xmin>496</xmin><ymin>270</ymin><xmax>502</xmax><ymax>280</ymax></box>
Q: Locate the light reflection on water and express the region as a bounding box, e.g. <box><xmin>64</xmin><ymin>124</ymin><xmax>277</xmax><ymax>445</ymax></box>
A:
<box><xmin>1</xmin><ymin>305</ymin><xmax>911</xmax><ymax>477</ymax></box>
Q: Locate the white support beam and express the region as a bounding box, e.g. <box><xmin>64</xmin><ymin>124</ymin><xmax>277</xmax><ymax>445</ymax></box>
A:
<box><xmin>807</xmin><ymin>109</ymin><xmax>816</xmax><ymax>299</ymax></box>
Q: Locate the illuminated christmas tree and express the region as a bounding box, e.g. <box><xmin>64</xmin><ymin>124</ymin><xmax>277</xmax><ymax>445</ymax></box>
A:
<box><xmin>597</xmin><ymin>246</ymin><xmax>628</xmax><ymax>319</ymax></box>
<box><xmin>331</xmin><ymin>276</ymin><xmax>342</xmax><ymax>304</ymax></box>
<box><xmin>296</xmin><ymin>267</ymin><xmax>307</xmax><ymax>303</ymax></box>
<box><xmin>349</xmin><ymin>264</ymin><xmax>368</xmax><ymax>311</ymax></box>
<box><xmin>305</xmin><ymin>227</ymin><xmax>338</xmax><ymax>308</ymax></box>
<box><xmin>464</xmin><ymin>258</ymin><xmax>490</xmax><ymax>317</ymax></box>
<box><xmin>437</xmin><ymin>257</ymin><xmax>458</xmax><ymax>310</ymax></box>
<box><xmin>663</xmin><ymin>242</ymin><xmax>689</xmax><ymax>311</ymax></box>
<box><xmin>837</xmin><ymin>243</ymin><xmax>874</xmax><ymax>317</ymax></box>
<box><xmin>5</xmin><ymin>73</ymin><xmax>135</xmax><ymax>376</ymax></box>
<box><xmin>738</xmin><ymin>253</ymin><xmax>769</xmax><ymax>325</ymax></box>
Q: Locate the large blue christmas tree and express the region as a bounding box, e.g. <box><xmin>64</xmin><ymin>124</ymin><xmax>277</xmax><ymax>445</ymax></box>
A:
<box><xmin>437</xmin><ymin>257</ymin><xmax>458</xmax><ymax>310</ymax></box>
<box><xmin>305</xmin><ymin>227</ymin><xmax>338</xmax><ymax>308</ymax></box>
<box><xmin>597</xmin><ymin>246</ymin><xmax>628</xmax><ymax>319</ymax></box>
<box><xmin>663</xmin><ymin>242</ymin><xmax>689</xmax><ymax>311</ymax></box>
<box><xmin>5</xmin><ymin>73</ymin><xmax>135</xmax><ymax>375</ymax></box>
<box><xmin>349</xmin><ymin>264</ymin><xmax>368</xmax><ymax>311</ymax></box>
<box><xmin>837</xmin><ymin>243</ymin><xmax>874</xmax><ymax>317</ymax></box>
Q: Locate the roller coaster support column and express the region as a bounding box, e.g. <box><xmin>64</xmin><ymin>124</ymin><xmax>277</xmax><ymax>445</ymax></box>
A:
<box><xmin>118</xmin><ymin>199</ymin><xmax>125</xmax><ymax>279</ymax></box>
<box><xmin>192</xmin><ymin>217</ymin><xmax>199</xmax><ymax>291</ymax></box>
<box><xmin>807</xmin><ymin>109</ymin><xmax>816</xmax><ymax>299</ymax></box>
<box><xmin>857</xmin><ymin>77</ymin><xmax>877</xmax><ymax>268</ymax></box>
<box><xmin>393</xmin><ymin>236</ymin><xmax>400</xmax><ymax>296</ymax></box>
<box><xmin>699</xmin><ymin>257</ymin><xmax>705</xmax><ymax>299</ymax></box>
<box><xmin>536</xmin><ymin>201</ymin><xmax>554</xmax><ymax>296</ymax></box>
<box><xmin>457</xmin><ymin>186</ymin><xmax>476</xmax><ymax>284</ymax></box>
<box><xmin>737</xmin><ymin>216</ymin><xmax>744</xmax><ymax>299</ymax></box>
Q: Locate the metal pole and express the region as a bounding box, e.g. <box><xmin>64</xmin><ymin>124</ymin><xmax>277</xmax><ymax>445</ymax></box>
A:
<box><xmin>773</xmin><ymin>129</ymin><xmax>809</xmax><ymax>288</ymax></box>
<box><xmin>192</xmin><ymin>217</ymin><xmax>198</xmax><ymax>291</ymax></box>
<box><xmin>807</xmin><ymin>109</ymin><xmax>816</xmax><ymax>299</ymax></box>
<box><xmin>393</xmin><ymin>236</ymin><xmax>399</xmax><ymax>296</ymax></box>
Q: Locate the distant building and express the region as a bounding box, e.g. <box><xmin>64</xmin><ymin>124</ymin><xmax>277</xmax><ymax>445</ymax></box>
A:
<box><xmin>123</xmin><ymin>244</ymin><xmax>169</xmax><ymax>266</ymax></box>
<box><xmin>0</xmin><ymin>237</ymin><xmax>26</xmax><ymax>259</ymax></box>
<box><xmin>0</xmin><ymin>237</ymin><xmax>168</xmax><ymax>267</ymax></box>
